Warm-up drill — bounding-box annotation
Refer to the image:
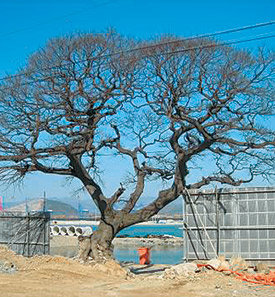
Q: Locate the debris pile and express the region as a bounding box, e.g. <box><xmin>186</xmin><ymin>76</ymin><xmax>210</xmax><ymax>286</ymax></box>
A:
<box><xmin>196</xmin><ymin>256</ymin><xmax>275</xmax><ymax>286</ymax></box>
<box><xmin>164</xmin><ymin>262</ymin><xmax>199</xmax><ymax>279</ymax></box>
<box><xmin>162</xmin><ymin>255</ymin><xmax>275</xmax><ymax>286</ymax></box>
<box><xmin>0</xmin><ymin>260</ymin><xmax>17</xmax><ymax>274</ymax></box>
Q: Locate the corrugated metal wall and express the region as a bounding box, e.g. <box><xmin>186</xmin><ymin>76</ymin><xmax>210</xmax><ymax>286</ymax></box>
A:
<box><xmin>0</xmin><ymin>211</ymin><xmax>50</xmax><ymax>256</ymax></box>
<box><xmin>184</xmin><ymin>187</ymin><xmax>275</xmax><ymax>262</ymax></box>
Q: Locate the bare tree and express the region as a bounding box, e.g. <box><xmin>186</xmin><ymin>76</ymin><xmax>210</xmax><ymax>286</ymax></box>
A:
<box><xmin>0</xmin><ymin>33</ymin><xmax>274</xmax><ymax>261</ymax></box>
<box><xmin>140</xmin><ymin>39</ymin><xmax>274</xmax><ymax>190</ymax></box>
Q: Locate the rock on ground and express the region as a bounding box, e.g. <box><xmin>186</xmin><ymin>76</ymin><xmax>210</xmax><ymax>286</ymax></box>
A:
<box><xmin>255</xmin><ymin>262</ymin><xmax>270</xmax><ymax>274</ymax></box>
<box><xmin>0</xmin><ymin>260</ymin><xmax>17</xmax><ymax>274</ymax></box>
<box><xmin>229</xmin><ymin>256</ymin><xmax>248</xmax><ymax>271</ymax></box>
<box><xmin>164</xmin><ymin>262</ymin><xmax>198</xmax><ymax>279</ymax></box>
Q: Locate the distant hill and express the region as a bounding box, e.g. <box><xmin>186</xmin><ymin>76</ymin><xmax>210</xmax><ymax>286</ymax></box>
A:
<box><xmin>4</xmin><ymin>199</ymin><xmax>78</xmax><ymax>216</ymax></box>
<box><xmin>45</xmin><ymin>199</ymin><xmax>78</xmax><ymax>216</ymax></box>
<box><xmin>3</xmin><ymin>196</ymin><xmax>182</xmax><ymax>216</ymax></box>
<box><xmin>132</xmin><ymin>197</ymin><xmax>183</xmax><ymax>215</ymax></box>
<box><xmin>159</xmin><ymin>199</ymin><xmax>183</xmax><ymax>215</ymax></box>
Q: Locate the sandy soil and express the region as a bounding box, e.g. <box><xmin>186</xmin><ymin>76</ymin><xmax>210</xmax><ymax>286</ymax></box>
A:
<box><xmin>0</xmin><ymin>245</ymin><xmax>274</xmax><ymax>297</ymax></box>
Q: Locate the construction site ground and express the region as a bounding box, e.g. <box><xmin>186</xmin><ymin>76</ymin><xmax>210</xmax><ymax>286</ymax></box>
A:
<box><xmin>0</xmin><ymin>246</ymin><xmax>274</xmax><ymax>297</ymax></box>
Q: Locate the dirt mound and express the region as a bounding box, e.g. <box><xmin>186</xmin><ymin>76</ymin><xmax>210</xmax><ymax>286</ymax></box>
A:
<box><xmin>0</xmin><ymin>245</ymin><xmax>126</xmax><ymax>279</ymax></box>
<box><xmin>93</xmin><ymin>260</ymin><xmax>127</xmax><ymax>277</ymax></box>
<box><xmin>0</xmin><ymin>245</ymin><xmax>27</xmax><ymax>269</ymax></box>
<box><xmin>0</xmin><ymin>245</ymin><xmax>75</xmax><ymax>272</ymax></box>
<box><xmin>25</xmin><ymin>255</ymin><xmax>74</xmax><ymax>271</ymax></box>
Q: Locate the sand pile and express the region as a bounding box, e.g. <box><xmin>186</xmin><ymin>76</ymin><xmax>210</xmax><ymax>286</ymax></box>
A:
<box><xmin>0</xmin><ymin>245</ymin><xmax>27</xmax><ymax>270</ymax></box>
<box><xmin>0</xmin><ymin>245</ymin><xmax>126</xmax><ymax>278</ymax></box>
<box><xmin>93</xmin><ymin>260</ymin><xmax>127</xmax><ymax>277</ymax></box>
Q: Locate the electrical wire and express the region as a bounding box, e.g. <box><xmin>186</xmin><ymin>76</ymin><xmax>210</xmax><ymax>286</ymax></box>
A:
<box><xmin>150</xmin><ymin>31</ymin><xmax>275</xmax><ymax>57</ymax></box>
<box><xmin>0</xmin><ymin>21</ymin><xmax>274</xmax><ymax>84</ymax></box>
<box><xmin>0</xmin><ymin>0</ymin><xmax>116</xmax><ymax>38</ymax></box>
<box><xmin>0</xmin><ymin>31</ymin><xmax>273</xmax><ymax>92</ymax></box>
<box><xmin>0</xmin><ymin>32</ymin><xmax>274</xmax><ymax>89</ymax></box>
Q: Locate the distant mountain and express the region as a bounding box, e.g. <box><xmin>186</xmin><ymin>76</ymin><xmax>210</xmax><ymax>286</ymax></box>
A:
<box><xmin>46</xmin><ymin>196</ymin><xmax>99</xmax><ymax>214</ymax></box>
<box><xmin>3</xmin><ymin>195</ymin><xmax>182</xmax><ymax>216</ymax></box>
<box><xmin>159</xmin><ymin>199</ymin><xmax>183</xmax><ymax>215</ymax></box>
<box><xmin>132</xmin><ymin>197</ymin><xmax>183</xmax><ymax>215</ymax></box>
<box><xmin>46</xmin><ymin>199</ymin><xmax>78</xmax><ymax>216</ymax></box>
<box><xmin>4</xmin><ymin>198</ymin><xmax>78</xmax><ymax>216</ymax></box>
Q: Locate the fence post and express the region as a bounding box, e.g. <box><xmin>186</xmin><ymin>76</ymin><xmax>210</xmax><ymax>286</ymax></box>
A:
<box><xmin>26</xmin><ymin>212</ymin><xmax>30</xmax><ymax>257</ymax></box>
<box><xmin>215</xmin><ymin>187</ymin><xmax>220</xmax><ymax>256</ymax></box>
<box><xmin>182</xmin><ymin>194</ymin><xmax>188</xmax><ymax>262</ymax></box>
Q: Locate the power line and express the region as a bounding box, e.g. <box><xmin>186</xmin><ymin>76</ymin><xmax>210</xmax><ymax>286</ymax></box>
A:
<box><xmin>122</xmin><ymin>20</ymin><xmax>275</xmax><ymax>54</ymax></box>
<box><xmin>0</xmin><ymin>32</ymin><xmax>274</xmax><ymax>89</ymax></box>
<box><xmin>151</xmin><ymin>32</ymin><xmax>275</xmax><ymax>57</ymax></box>
<box><xmin>0</xmin><ymin>22</ymin><xmax>274</xmax><ymax>85</ymax></box>
<box><xmin>0</xmin><ymin>21</ymin><xmax>273</xmax><ymax>83</ymax></box>
<box><xmin>0</xmin><ymin>0</ymin><xmax>116</xmax><ymax>39</ymax></box>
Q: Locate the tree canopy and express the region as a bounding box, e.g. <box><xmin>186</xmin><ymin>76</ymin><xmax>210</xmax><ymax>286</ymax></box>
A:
<box><xmin>0</xmin><ymin>32</ymin><xmax>274</xmax><ymax>260</ymax></box>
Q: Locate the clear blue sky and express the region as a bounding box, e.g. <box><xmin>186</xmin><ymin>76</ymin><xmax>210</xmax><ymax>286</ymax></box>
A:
<box><xmin>0</xmin><ymin>0</ymin><xmax>274</xmax><ymax>205</ymax></box>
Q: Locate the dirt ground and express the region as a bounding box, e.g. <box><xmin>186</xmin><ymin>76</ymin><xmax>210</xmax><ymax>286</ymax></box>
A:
<box><xmin>0</xmin><ymin>245</ymin><xmax>274</xmax><ymax>297</ymax></box>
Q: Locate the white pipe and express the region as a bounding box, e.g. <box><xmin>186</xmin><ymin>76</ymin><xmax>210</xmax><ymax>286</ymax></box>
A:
<box><xmin>82</xmin><ymin>226</ymin><xmax>93</xmax><ymax>236</ymax></box>
<box><xmin>75</xmin><ymin>227</ymin><xmax>83</xmax><ymax>236</ymax></box>
<box><xmin>67</xmin><ymin>225</ymin><xmax>76</xmax><ymax>236</ymax></box>
<box><xmin>60</xmin><ymin>226</ymin><xmax>68</xmax><ymax>236</ymax></box>
<box><xmin>52</xmin><ymin>225</ymin><xmax>60</xmax><ymax>236</ymax></box>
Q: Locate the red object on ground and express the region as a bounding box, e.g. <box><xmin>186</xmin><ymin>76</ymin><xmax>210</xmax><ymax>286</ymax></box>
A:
<box><xmin>0</xmin><ymin>196</ymin><xmax>3</xmax><ymax>211</ymax></box>
<box><xmin>197</xmin><ymin>263</ymin><xmax>275</xmax><ymax>286</ymax></box>
<box><xmin>138</xmin><ymin>247</ymin><xmax>151</xmax><ymax>265</ymax></box>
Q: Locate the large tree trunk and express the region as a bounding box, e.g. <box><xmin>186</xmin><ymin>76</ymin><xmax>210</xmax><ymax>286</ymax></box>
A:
<box><xmin>91</xmin><ymin>220</ymin><xmax>116</xmax><ymax>261</ymax></box>
<box><xmin>78</xmin><ymin>219</ymin><xmax>117</xmax><ymax>262</ymax></box>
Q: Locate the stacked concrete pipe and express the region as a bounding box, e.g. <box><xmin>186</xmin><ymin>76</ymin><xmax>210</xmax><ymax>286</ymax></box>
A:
<box><xmin>78</xmin><ymin>226</ymin><xmax>93</xmax><ymax>237</ymax></box>
<box><xmin>50</xmin><ymin>225</ymin><xmax>93</xmax><ymax>236</ymax></box>
<box><xmin>60</xmin><ymin>226</ymin><xmax>68</xmax><ymax>236</ymax></box>
<box><xmin>52</xmin><ymin>225</ymin><xmax>60</xmax><ymax>236</ymax></box>
<box><xmin>75</xmin><ymin>227</ymin><xmax>83</xmax><ymax>236</ymax></box>
<box><xmin>67</xmin><ymin>226</ymin><xmax>76</xmax><ymax>236</ymax></box>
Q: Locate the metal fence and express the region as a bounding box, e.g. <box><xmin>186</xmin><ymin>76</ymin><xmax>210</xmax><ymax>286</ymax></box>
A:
<box><xmin>183</xmin><ymin>187</ymin><xmax>275</xmax><ymax>262</ymax></box>
<box><xmin>0</xmin><ymin>211</ymin><xmax>50</xmax><ymax>256</ymax></box>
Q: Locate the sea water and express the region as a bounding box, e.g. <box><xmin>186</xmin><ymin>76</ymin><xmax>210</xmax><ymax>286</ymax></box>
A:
<box><xmin>54</xmin><ymin>223</ymin><xmax>184</xmax><ymax>264</ymax></box>
<box><xmin>92</xmin><ymin>223</ymin><xmax>184</xmax><ymax>264</ymax></box>
<box><xmin>89</xmin><ymin>223</ymin><xmax>183</xmax><ymax>238</ymax></box>
<box><xmin>114</xmin><ymin>247</ymin><xmax>183</xmax><ymax>265</ymax></box>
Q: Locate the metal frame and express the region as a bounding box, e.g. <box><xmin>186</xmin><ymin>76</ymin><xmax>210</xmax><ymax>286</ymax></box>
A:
<box><xmin>183</xmin><ymin>187</ymin><xmax>275</xmax><ymax>263</ymax></box>
<box><xmin>0</xmin><ymin>211</ymin><xmax>50</xmax><ymax>257</ymax></box>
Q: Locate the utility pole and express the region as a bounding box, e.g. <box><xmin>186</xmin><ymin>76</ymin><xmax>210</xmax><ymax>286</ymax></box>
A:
<box><xmin>43</xmin><ymin>191</ymin><xmax>46</xmax><ymax>212</ymax></box>
<box><xmin>77</xmin><ymin>194</ymin><xmax>82</xmax><ymax>219</ymax></box>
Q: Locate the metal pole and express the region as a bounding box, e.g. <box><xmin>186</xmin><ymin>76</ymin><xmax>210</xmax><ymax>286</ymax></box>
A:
<box><xmin>43</xmin><ymin>215</ymin><xmax>46</xmax><ymax>255</ymax></box>
<box><xmin>215</xmin><ymin>187</ymin><xmax>220</xmax><ymax>256</ymax></box>
<box><xmin>43</xmin><ymin>191</ymin><xmax>46</xmax><ymax>212</ymax></box>
<box><xmin>182</xmin><ymin>195</ymin><xmax>187</xmax><ymax>262</ymax></box>
<box><xmin>47</xmin><ymin>212</ymin><xmax>50</xmax><ymax>255</ymax></box>
<box><xmin>26</xmin><ymin>212</ymin><xmax>30</xmax><ymax>257</ymax></box>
